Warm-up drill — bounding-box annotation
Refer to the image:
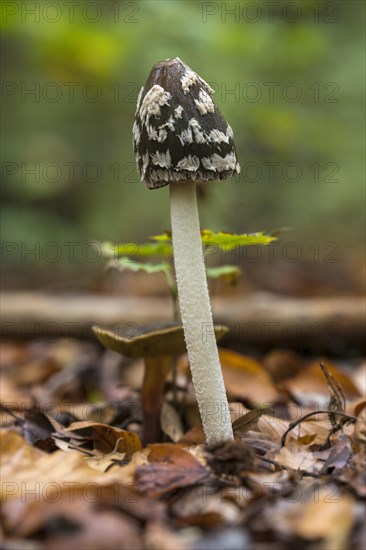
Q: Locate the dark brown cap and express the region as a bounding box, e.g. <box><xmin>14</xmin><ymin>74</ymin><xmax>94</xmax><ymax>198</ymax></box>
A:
<box><xmin>92</xmin><ymin>323</ymin><xmax>229</xmax><ymax>358</ymax></box>
<box><xmin>133</xmin><ymin>57</ymin><xmax>240</xmax><ymax>189</ymax></box>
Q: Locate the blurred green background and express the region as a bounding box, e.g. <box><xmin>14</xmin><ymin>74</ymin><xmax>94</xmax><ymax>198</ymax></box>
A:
<box><xmin>1</xmin><ymin>0</ymin><xmax>364</xmax><ymax>292</ymax></box>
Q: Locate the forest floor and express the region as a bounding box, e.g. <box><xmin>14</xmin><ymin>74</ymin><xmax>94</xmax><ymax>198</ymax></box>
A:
<box><xmin>1</xmin><ymin>323</ymin><xmax>365</xmax><ymax>549</ymax></box>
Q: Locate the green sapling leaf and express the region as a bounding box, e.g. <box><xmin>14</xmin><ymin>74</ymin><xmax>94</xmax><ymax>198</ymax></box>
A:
<box><xmin>113</xmin><ymin>257</ymin><xmax>171</xmax><ymax>275</ymax></box>
<box><xmin>151</xmin><ymin>230</ymin><xmax>276</xmax><ymax>249</ymax></box>
<box><xmin>200</xmin><ymin>230</ymin><xmax>276</xmax><ymax>249</ymax></box>
<box><xmin>206</xmin><ymin>265</ymin><xmax>242</xmax><ymax>285</ymax></box>
<box><xmin>101</xmin><ymin>241</ymin><xmax>173</xmax><ymax>258</ymax></box>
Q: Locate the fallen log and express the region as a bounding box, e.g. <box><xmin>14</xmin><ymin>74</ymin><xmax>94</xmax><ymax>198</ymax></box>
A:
<box><xmin>1</xmin><ymin>292</ymin><xmax>365</xmax><ymax>352</ymax></box>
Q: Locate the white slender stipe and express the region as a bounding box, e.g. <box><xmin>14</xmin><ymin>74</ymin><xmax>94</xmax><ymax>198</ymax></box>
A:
<box><xmin>169</xmin><ymin>181</ymin><xmax>234</xmax><ymax>447</ymax></box>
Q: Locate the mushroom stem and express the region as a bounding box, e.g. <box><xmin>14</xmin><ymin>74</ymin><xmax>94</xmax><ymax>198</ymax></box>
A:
<box><xmin>141</xmin><ymin>356</ymin><xmax>171</xmax><ymax>446</ymax></box>
<box><xmin>169</xmin><ymin>181</ymin><xmax>234</xmax><ymax>447</ymax></box>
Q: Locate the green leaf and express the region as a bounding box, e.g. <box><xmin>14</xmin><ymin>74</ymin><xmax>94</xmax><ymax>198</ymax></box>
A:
<box><xmin>101</xmin><ymin>241</ymin><xmax>173</xmax><ymax>258</ymax></box>
<box><xmin>137</xmin><ymin>243</ymin><xmax>173</xmax><ymax>256</ymax></box>
<box><xmin>206</xmin><ymin>265</ymin><xmax>242</xmax><ymax>285</ymax></box>
<box><xmin>111</xmin><ymin>257</ymin><xmax>171</xmax><ymax>275</ymax></box>
<box><xmin>150</xmin><ymin>232</ymin><xmax>172</xmax><ymax>242</ymax></box>
<box><xmin>151</xmin><ymin>230</ymin><xmax>276</xmax><ymax>249</ymax></box>
<box><xmin>200</xmin><ymin>230</ymin><xmax>276</xmax><ymax>249</ymax></box>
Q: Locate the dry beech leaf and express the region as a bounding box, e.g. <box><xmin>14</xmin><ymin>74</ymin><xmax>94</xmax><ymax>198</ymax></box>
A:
<box><xmin>297</xmin><ymin>434</ymin><xmax>317</xmax><ymax>445</ymax></box>
<box><xmin>160</xmin><ymin>402</ymin><xmax>184</xmax><ymax>442</ymax></box>
<box><xmin>170</xmin><ymin>485</ymin><xmax>241</xmax><ymax>527</ymax></box>
<box><xmin>286</xmin><ymin>359</ymin><xmax>359</xmax><ymax>406</ymax></box>
<box><xmin>239</xmin><ymin>430</ymin><xmax>276</xmax><ymax>457</ymax></box>
<box><xmin>143</xmin><ymin>521</ymin><xmax>188</xmax><ymax>550</ymax></box>
<box><xmin>320</xmin><ymin>434</ymin><xmax>352</xmax><ymax>475</ymax></box>
<box><xmin>351</xmin><ymin>362</ymin><xmax>366</xmax><ymax>395</ymax></box>
<box><xmin>178</xmin><ymin>425</ymin><xmax>205</xmax><ymax>446</ymax></box>
<box><xmin>353</xmin><ymin>407</ymin><xmax>366</xmax><ymax>451</ymax></box>
<box><xmin>7</xmin><ymin>358</ymin><xmax>61</xmax><ymax>387</ymax></box>
<box><xmin>0</xmin><ymin>342</ymin><xmax>28</xmax><ymax>367</ymax></box>
<box><xmin>20</xmin><ymin>411</ymin><xmax>64</xmax><ymax>453</ymax></box>
<box><xmin>207</xmin><ymin>440</ymin><xmax>255</xmax><ymax>479</ymax></box>
<box><xmin>60</xmin><ymin>421</ymin><xmax>141</xmax><ymax>458</ymax></box>
<box><xmin>262</xmin><ymin>349</ymin><xmax>305</xmax><ymax>383</ymax></box>
<box><xmin>135</xmin><ymin>443</ymin><xmax>211</xmax><ymax>497</ymax></box>
<box><xmin>353</xmin><ymin>400</ymin><xmax>366</xmax><ymax>417</ymax></box>
<box><xmin>2</xmin><ymin>489</ymin><xmax>142</xmax><ymax>548</ymax></box>
<box><xmin>0</xmin><ymin>376</ymin><xmax>33</xmax><ymax>412</ymax></box>
<box><xmin>247</xmin><ymin>470</ymin><xmax>292</xmax><ymax>501</ymax></box>
<box><xmin>86</xmin><ymin>451</ymin><xmax>130</xmax><ymax>473</ymax></box>
<box><xmin>320</xmin><ymin>362</ymin><xmax>345</xmax><ymax>426</ymax></box>
<box><xmin>259</xmin><ymin>411</ymin><xmax>331</xmax><ymax>445</ymax></box>
<box><xmin>294</xmin><ymin>490</ymin><xmax>355</xmax><ymax>548</ymax></box>
<box><xmin>146</xmin><ymin>443</ymin><xmax>197</xmax><ymax>463</ymax></box>
<box><xmin>267</xmin><ymin>486</ymin><xmax>356</xmax><ymax>549</ymax></box>
<box><xmin>271</xmin><ymin>441</ymin><xmax>322</xmax><ymax>474</ymax></box>
<box><xmin>0</xmin><ymin>430</ymin><xmax>123</xmax><ymax>503</ymax></box>
<box><xmin>229</xmin><ymin>401</ymin><xmax>331</xmax><ymax>445</ymax></box>
<box><xmin>134</xmin><ymin>462</ymin><xmax>208</xmax><ymax>497</ymax></box>
<box><xmin>345</xmin><ymin>397</ymin><xmax>366</xmax><ymax>417</ymax></box>
<box><xmin>218</xmin><ymin>349</ymin><xmax>278</xmax><ymax>404</ymax></box>
<box><xmin>113</xmin><ymin>448</ymin><xmax>150</xmax><ymax>485</ymax></box>
<box><xmin>232</xmin><ymin>408</ymin><xmax>272</xmax><ymax>438</ymax></box>
<box><xmin>176</xmin><ymin>349</ymin><xmax>278</xmax><ymax>404</ymax></box>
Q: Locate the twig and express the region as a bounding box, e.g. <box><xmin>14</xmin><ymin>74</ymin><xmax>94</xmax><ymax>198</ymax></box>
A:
<box><xmin>0</xmin><ymin>403</ymin><xmax>25</xmax><ymax>424</ymax></box>
<box><xmin>280</xmin><ymin>410</ymin><xmax>356</xmax><ymax>447</ymax></box>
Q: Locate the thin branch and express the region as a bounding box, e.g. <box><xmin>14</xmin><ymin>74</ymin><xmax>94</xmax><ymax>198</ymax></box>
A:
<box><xmin>280</xmin><ymin>410</ymin><xmax>356</xmax><ymax>447</ymax></box>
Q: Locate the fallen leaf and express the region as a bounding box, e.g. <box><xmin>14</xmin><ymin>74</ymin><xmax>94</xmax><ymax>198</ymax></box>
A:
<box><xmin>143</xmin><ymin>521</ymin><xmax>188</xmax><ymax>550</ymax></box>
<box><xmin>267</xmin><ymin>486</ymin><xmax>356</xmax><ymax>550</ymax></box>
<box><xmin>178</xmin><ymin>425</ymin><xmax>205</xmax><ymax>446</ymax></box>
<box><xmin>286</xmin><ymin>359</ymin><xmax>360</xmax><ymax>407</ymax></box>
<box><xmin>112</xmin><ymin>448</ymin><xmax>150</xmax><ymax>485</ymax></box>
<box><xmin>353</xmin><ymin>407</ymin><xmax>366</xmax><ymax>451</ymax></box>
<box><xmin>186</xmin><ymin>526</ymin><xmax>251</xmax><ymax>549</ymax></box>
<box><xmin>2</xmin><ymin>491</ymin><xmax>142</xmax><ymax>549</ymax></box>
<box><xmin>0</xmin><ymin>377</ymin><xmax>32</xmax><ymax>413</ymax></box>
<box><xmin>320</xmin><ymin>434</ymin><xmax>352</xmax><ymax>475</ymax></box>
<box><xmin>351</xmin><ymin>362</ymin><xmax>366</xmax><ymax>395</ymax></box>
<box><xmin>0</xmin><ymin>430</ymin><xmax>123</xmax><ymax>504</ymax></box>
<box><xmin>0</xmin><ymin>343</ymin><xmax>28</xmax><ymax>368</ymax></box>
<box><xmin>230</xmin><ymin>402</ymin><xmax>331</xmax><ymax>445</ymax></box>
<box><xmin>8</xmin><ymin>357</ymin><xmax>61</xmax><ymax>387</ymax></box>
<box><xmin>294</xmin><ymin>490</ymin><xmax>355</xmax><ymax>548</ymax></box>
<box><xmin>259</xmin><ymin>411</ymin><xmax>331</xmax><ymax>445</ymax></box>
<box><xmin>262</xmin><ymin>349</ymin><xmax>305</xmax><ymax>383</ymax></box>
<box><xmin>271</xmin><ymin>442</ymin><xmax>322</xmax><ymax>473</ymax></box>
<box><xmin>232</xmin><ymin>408</ymin><xmax>272</xmax><ymax>438</ymax></box>
<box><xmin>345</xmin><ymin>397</ymin><xmax>366</xmax><ymax>417</ymax></box>
<box><xmin>239</xmin><ymin>430</ymin><xmax>276</xmax><ymax>457</ymax></box>
<box><xmin>59</xmin><ymin>421</ymin><xmax>141</xmax><ymax>458</ymax></box>
<box><xmin>219</xmin><ymin>349</ymin><xmax>278</xmax><ymax>404</ymax></box>
<box><xmin>247</xmin><ymin>470</ymin><xmax>292</xmax><ymax>501</ymax></box>
<box><xmin>206</xmin><ymin>440</ymin><xmax>255</xmax><ymax>479</ymax></box>
<box><xmin>320</xmin><ymin>362</ymin><xmax>345</xmax><ymax>426</ymax></box>
<box><xmin>353</xmin><ymin>400</ymin><xmax>366</xmax><ymax>417</ymax></box>
<box><xmin>135</xmin><ymin>462</ymin><xmax>210</xmax><ymax>497</ymax></box>
<box><xmin>22</xmin><ymin>411</ymin><xmax>59</xmax><ymax>452</ymax></box>
<box><xmin>170</xmin><ymin>485</ymin><xmax>241</xmax><ymax>527</ymax></box>
<box><xmin>161</xmin><ymin>402</ymin><xmax>184</xmax><ymax>442</ymax></box>
<box><xmin>135</xmin><ymin>444</ymin><xmax>211</xmax><ymax>496</ymax></box>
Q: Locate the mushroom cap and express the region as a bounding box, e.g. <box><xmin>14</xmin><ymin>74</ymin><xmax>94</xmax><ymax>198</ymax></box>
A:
<box><xmin>93</xmin><ymin>323</ymin><xmax>229</xmax><ymax>358</ymax></box>
<box><xmin>133</xmin><ymin>57</ymin><xmax>240</xmax><ymax>189</ymax></box>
